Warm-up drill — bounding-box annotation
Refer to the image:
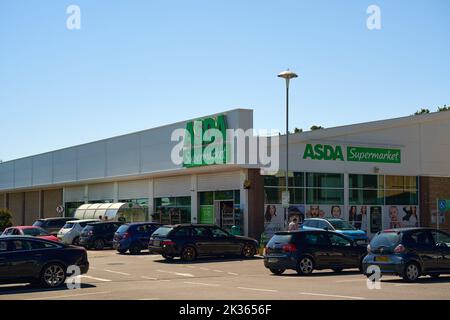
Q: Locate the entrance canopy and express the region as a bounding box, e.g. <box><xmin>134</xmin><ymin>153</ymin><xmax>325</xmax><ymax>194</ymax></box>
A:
<box><xmin>73</xmin><ymin>202</ymin><xmax>146</xmax><ymax>222</ymax></box>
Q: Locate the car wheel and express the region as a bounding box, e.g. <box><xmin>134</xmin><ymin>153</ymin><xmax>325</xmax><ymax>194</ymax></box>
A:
<box><xmin>94</xmin><ymin>239</ymin><xmax>105</xmax><ymax>250</ymax></box>
<box><xmin>430</xmin><ymin>274</ymin><xmax>440</xmax><ymax>279</ymax></box>
<box><xmin>270</xmin><ymin>268</ymin><xmax>285</xmax><ymax>275</ymax></box>
<box><xmin>129</xmin><ymin>244</ymin><xmax>141</xmax><ymax>255</ymax></box>
<box><xmin>403</xmin><ymin>262</ymin><xmax>421</xmax><ymax>282</ymax></box>
<box><xmin>241</xmin><ymin>244</ymin><xmax>256</xmax><ymax>258</ymax></box>
<box><xmin>181</xmin><ymin>246</ymin><xmax>197</xmax><ymax>261</ymax></box>
<box><xmin>41</xmin><ymin>263</ymin><xmax>66</xmax><ymax>288</ymax></box>
<box><xmin>297</xmin><ymin>256</ymin><xmax>315</xmax><ymax>275</ymax></box>
<box><xmin>332</xmin><ymin>268</ymin><xmax>343</xmax><ymax>273</ymax></box>
<box><xmin>72</xmin><ymin>237</ymin><xmax>80</xmax><ymax>246</ymax></box>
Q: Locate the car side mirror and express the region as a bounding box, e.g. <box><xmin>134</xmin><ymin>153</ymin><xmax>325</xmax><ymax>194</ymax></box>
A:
<box><xmin>323</xmin><ymin>227</ymin><xmax>329</xmax><ymax>231</ymax></box>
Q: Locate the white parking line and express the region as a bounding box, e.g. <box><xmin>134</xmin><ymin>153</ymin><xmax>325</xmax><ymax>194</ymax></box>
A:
<box><xmin>213</xmin><ymin>270</ymin><xmax>224</xmax><ymax>273</ymax></box>
<box><xmin>227</xmin><ymin>272</ymin><xmax>239</xmax><ymax>276</ymax></box>
<box><xmin>141</xmin><ymin>276</ymin><xmax>158</xmax><ymax>280</ymax></box>
<box><xmin>25</xmin><ymin>291</ymin><xmax>111</xmax><ymax>300</ymax></box>
<box><xmin>80</xmin><ymin>275</ymin><xmax>112</xmax><ymax>282</ymax></box>
<box><xmin>156</xmin><ymin>269</ymin><xmax>194</xmax><ymax>277</ymax></box>
<box><xmin>299</xmin><ymin>292</ymin><xmax>365</xmax><ymax>300</ymax></box>
<box><xmin>198</xmin><ymin>267</ymin><xmax>210</xmax><ymax>271</ymax></box>
<box><xmin>336</xmin><ymin>279</ymin><xmax>367</xmax><ymax>283</ymax></box>
<box><xmin>237</xmin><ymin>287</ymin><xmax>278</xmax><ymax>293</ymax></box>
<box><xmin>184</xmin><ymin>281</ymin><xmax>220</xmax><ymax>287</ymax></box>
<box><xmin>103</xmin><ymin>269</ymin><xmax>131</xmax><ymax>276</ymax></box>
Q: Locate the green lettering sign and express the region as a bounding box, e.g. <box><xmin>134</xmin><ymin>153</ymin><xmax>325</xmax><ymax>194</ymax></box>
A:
<box><xmin>303</xmin><ymin>144</ymin><xmax>344</xmax><ymax>161</ymax></box>
<box><xmin>303</xmin><ymin>144</ymin><xmax>401</xmax><ymax>163</ymax></box>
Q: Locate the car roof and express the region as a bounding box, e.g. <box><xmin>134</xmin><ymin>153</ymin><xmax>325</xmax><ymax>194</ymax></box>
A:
<box><xmin>37</xmin><ymin>217</ymin><xmax>76</xmax><ymax>221</ymax></box>
<box><xmin>68</xmin><ymin>219</ymin><xmax>100</xmax><ymax>223</ymax></box>
<box><xmin>0</xmin><ymin>235</ymin><xmax>64</xmax><ymax>244</ymax></box>
<box><xmin>9</xmin><ymin>226</ymin><xmax>41</xmax><ymax>230</ymax></box>
<box><xmin>127</xmin><ymin>222</ymin><xmax>161</xmax><ymax>226</ymax></box>
<box><xmin>162</xmin><ymin>224</ymin><xmax>217</xmax><ymax>228</ymax></box>
<box><xmin>86</xmin><ymin>221</ymin><xmax>122</xmax><ymax>226</ymax></box>
<box><xmin>382</xmin><ymin>227</ymin><xmax>436</xmax><ymax>233</ymax></box>
<box><xmin>275</xmin><ymin>229</ymin><xmax>330</xmax><ymax>235</ymax></box>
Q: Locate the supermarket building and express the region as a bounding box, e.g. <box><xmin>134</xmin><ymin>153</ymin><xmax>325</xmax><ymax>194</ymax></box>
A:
<box><xmin>1</xmin><ymin>108</ymin><xmax>450</xmax><ymax>239</ymax></box>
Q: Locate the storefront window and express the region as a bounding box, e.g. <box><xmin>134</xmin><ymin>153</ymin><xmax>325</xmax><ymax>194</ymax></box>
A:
<box><xmin>64</xmin><ymin>202</ymin><xmax>84</xmax><ymax>217</ymax></box>
<box><xmin>306</xmin><ymin>188</ymin><xmax>344</xmax><ymax>204</ymax></box>
<box><xmin>306</xmin><ymin>173</ymin><xmax>343</xmax><ymax>188</ymax></box>
<box><xmin>119</xmin><ymin>198</ymin><xmax>149</xmax><ymax>220</ymax></box>
<box><xmin>154</xmin><ymin>196</ymin><xmax>191</xmax><ymax>224</ymax></box>
<box><xmin>349</xmin><ymin>189</ymin><xmax>384</xmax><ymax>205</ymax></box>
<box><xmin>349</xmin><ymin>174</ymin><xmax>384</xmax><ymax>189</ymax></box>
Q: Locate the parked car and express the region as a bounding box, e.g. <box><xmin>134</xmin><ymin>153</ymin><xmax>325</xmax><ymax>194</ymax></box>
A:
<box><xmin>33</xmin><ymin>217</ymin><xmax>78</xmax><ymax>236</ymax></box>
<box><xmin>301</xmin><ymin>218</ymin><xmax>368</xmax><ymax>244</ymax></box>
<box><xmin>264</xmin><ymin>230</ymin><xmax>367</xmax><ymax>275</ymax></box>
<box><xmin>57</xmin><ymin>219</ymin><xmax>100</xmax><ymax>245</ymax></box>
<box><xmin>113</xmin><ymin>222</ymin><xmax>162</xmax><ymax>255</ymax></box>
<box><xmin>362</xmin><ymin>227</ymin><xmax>450</xmax><ymax>282</ymax></box>
<box><xmin>0</xmin><ymin>236</ymin><xmax>89</xmax><ymax>288</ymax></box>
<box><xmin>148</xmin><ymin>224</ymin><xmax>258</xmax><ymax>261</ymax></box>
<box><xmin>2</xmin><ymin>226</ymin><xmax>59</xmax><ymax>242</ymax></box>
<box><xmin>79</xmin><ymin>221</ymin><xmax>123</xmax><ymax>250</ymax></box>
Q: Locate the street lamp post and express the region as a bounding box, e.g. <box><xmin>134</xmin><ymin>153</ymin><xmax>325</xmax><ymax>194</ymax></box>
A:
<box><xmin>278</xmin><ymin>69</ymin><xmax>298</xmax><ymax>229</ymax></box>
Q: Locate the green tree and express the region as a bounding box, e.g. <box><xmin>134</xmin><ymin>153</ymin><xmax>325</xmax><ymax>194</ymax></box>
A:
<box><xmin>294</xmin><ymin>127</ymin><xmax>303</xmax><ymax>133</ymax></box>
<box><xmin>0</xmin><ymin>209</ymin><xmax>13</xmax><ymax>231</ymax></box>
<box><xmin>310</xmin><ymin>125</ymin><xmax>324</xmax><ymax>131</ymax></box>
<box><xmin>437</xmin><ymin>104</ymin><xmax>449</xmax><ymax>112</ymax></box>
<box><xmin>414</xmin><ymin>108</ymin><xmax>430</xmax><ymax>115</ymax></box>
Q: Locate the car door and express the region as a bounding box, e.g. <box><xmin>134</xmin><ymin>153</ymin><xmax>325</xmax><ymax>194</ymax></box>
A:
<box><xmin>429</xmin><ymin>230</ymin><xmax>450</xmax><ymax>272</ymax></box>
<box><xmin>192</xmin><ymin>227</ymin><xmax>213</xmax><ymax>256</ymax></box>
<box><xmin>302</xmin><ymin>232</ymin><xmax>332</xmax><ymax>268</ymax></box>
<box><xmin>327</xmin><ymin>233</ymin><xmax>359</xmax><ymax>268</ymax></box>
<box><xmin>210</xmin><ymin>227</ymin><xmax>237</xmax><ymax>255</ymax></box>
<box><xmin>8</xmin><ymin>239</ymin><xmax>36</xmax><ymax>278</ymax></box>
<box><xmin>0</xmin><ymin>240</ymin><xmax>14</xmax><ymax>281</ymax></box>
<box><xmin>137</xmin><ymin>224</ymin><xmax>153</xmax><ymax>248</ymax></box>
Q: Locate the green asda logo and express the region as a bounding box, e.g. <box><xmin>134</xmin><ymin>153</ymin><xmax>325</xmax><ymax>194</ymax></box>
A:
<box><xmin>303</xmin><ymin>144</ymin><xmax>344</xmax><ymax>161</ymax></box>
<box><xmin>303</xmin><ymin>144</ymin><xmax>401</xmax><ymax>164</ymax></box>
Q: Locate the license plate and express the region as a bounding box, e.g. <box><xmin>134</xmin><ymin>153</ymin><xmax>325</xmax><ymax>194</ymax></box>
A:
<box><xmin>153</xmin><ymin>240</ymin><xmax>160</xmax><ymax>246</ymax></box>
<box><xmin>375</xmin><ymin>256</ymin><xmax>390</xmax><ymax>262</ymax></box>
<box><xmin>267</xmin><ymin>258</ymin><xmax>278</xmax><ymax>263</ymax></box>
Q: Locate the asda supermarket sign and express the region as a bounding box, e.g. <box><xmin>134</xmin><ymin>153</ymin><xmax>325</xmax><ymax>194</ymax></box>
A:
<box><xmin>303</xmin><ymin>144</ymin><xmax>401</xmax><ymax>163</ymax></box>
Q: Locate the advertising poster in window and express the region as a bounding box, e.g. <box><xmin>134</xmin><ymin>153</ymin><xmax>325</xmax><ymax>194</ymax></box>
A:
<box><xmin>263</xmin><ymin>204</ymin><xmax>285</xmax><ymax>239</ymax></box>
<box><xmin>384</xmin><ymin>205</ymin><xmax>419</xmax><ymax>229</ymax></box>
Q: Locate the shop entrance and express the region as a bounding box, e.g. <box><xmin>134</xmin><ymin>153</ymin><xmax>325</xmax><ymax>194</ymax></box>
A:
<box><xmin>214</xmin><ymin>200</ymin><xmax>234</xmax><ymax>231</ymax></box>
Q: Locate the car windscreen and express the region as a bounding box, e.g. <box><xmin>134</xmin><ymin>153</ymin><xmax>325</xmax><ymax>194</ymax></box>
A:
<box><xmin>370</xmin><ymin>232</ymin><xmax>401</xmax><ymax>248</ymax></box>
<box><xmin>152</xmin><ymin>226</ymin><xmax>173</xmax><ymax>237</ymax></box>
<box><xmin>62</xmin><ymin>223</ymin><xmax>75</xmax><ymax>229</ymax></box>
<box><xmin>267</xmin><ymin>234</ymin><xmax>292</xmax><ymax>245</ymax></box>
<box><xmin>83</xmin><ymin>225</ymin><xmax>95</xmax><ymax>231</ymax></box>
<box><xmin>32</xmin><ymin>220</ymin><xmax>44</xmax><ymax>227</ymax></box>
<box><xmin>329</xmin><ymin>220</ymin><xmax>356</xmax><ymax>230</ymax></box>
<box><xmin>22</xmin><ymin>228</ymin><xmax>49</xmax><ymax>236</ymax></box>
<box><xmin>116</xmin><ymin>225</ymin><xmax>130</xmax><ymax>233</ymax></box>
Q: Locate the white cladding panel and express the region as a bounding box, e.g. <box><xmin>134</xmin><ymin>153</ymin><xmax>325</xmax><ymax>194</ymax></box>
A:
<box><xmin>106</xmin><ymin>134</ymin><xmax>141</xmax><ymax>177</ymax></box>
<box><xmin>77</xmin><ymin>142</ymin><xmax>107</xmax><ymax>181</ymax></box>
<box><xmin>53</xmin><ymin>148</ymin><xmax>77</xmax><ymax>183</ymax></box>
<box><xmin>0</xmin><ymin>162</ymin><xmax>14</xmax><ymax>189</ymax></box>
<box><xmin>154</xmin><ymin>176</ymin><xmax>191</xmax><ymax>197</ymax></box>
<box><xmin>14</xmin><ymin>158</ymin><xmax>32</xmax><ymax>188</ymax></box>
<box><xmin>32</xmin><ymin>153</ymin><xmax>52</xmax><ymax>186</ymax></box>
<box><xmin>197</xmin><ymin>171</ymin><xmax>241</xmax><ymax>192</ymax></box>
<box><xmin>64</xmin><ymin>186</ymin><xmax>85</xmax><ymax>202</ymax></box>
<box><xmin>88</xmin><ymin>183</ymin><xmax>115</xmax><ymax>201</ymax></box>
<box><xmin>118</xmin><ymin>180</ymin><xmax>149</xmax><ymax>199</ymax></box>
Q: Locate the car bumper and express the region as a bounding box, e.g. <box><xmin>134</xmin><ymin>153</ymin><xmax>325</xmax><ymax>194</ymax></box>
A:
<box><xmin>79</xmin><ymin>237</ymin><xmax>93</xmax><ymax>248</ymax></box>
<box><xmin>264</xmin><ymin>255</ymin><xmax>298</xmax><ymax>271</ymax></box>
<box><xmin>57</xmin><ymin>234</ymin><xmax>73</xmax><ymax>245</ymax></box>
<box><xmin>362</xmin><ymin>255</ymin><xmax>405</xmax><ymax>276</ymax></box>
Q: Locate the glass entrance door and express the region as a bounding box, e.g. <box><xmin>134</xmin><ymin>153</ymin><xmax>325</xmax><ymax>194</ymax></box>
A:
<box><xmin>214</xmin><ymin>200</ymin><xmax>234</xmax><ymax>232</ymax></box>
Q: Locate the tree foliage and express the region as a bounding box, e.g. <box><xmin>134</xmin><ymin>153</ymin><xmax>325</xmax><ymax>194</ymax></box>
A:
<box><xmin>0</xmin><ymin>209</ymin><xmax>13</xmax><ymax>231</ymax></box>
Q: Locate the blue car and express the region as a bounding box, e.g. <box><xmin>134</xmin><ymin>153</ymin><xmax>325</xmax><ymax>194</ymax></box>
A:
<box><xmin>113</xmin><ymin>222</ymin><xmax>161</xmax><ymax>255</ymax></box>
<box><xmin>301</xmin><ymin>218</ymin><xmax>368</xmax><ymax>244</ymax></box>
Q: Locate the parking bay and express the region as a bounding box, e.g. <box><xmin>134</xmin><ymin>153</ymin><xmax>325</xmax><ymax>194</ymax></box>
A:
<box><xmin>0</xmin><ymin>250</ymin><xmax>449</xmax><ymax>300</ymax></box>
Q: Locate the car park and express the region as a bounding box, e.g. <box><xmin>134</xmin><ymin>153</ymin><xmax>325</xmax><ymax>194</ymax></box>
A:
<box><xmin>79</xmin><ymin>221</ymin><xmax>123</xmax><ymax>250</ymax></box>
<box><xmin>0</xmin><ymin>236</ymin><xmax>89</xmax><ymax>288</ymax></box>
<box><xmin>149</xmin><ymin>224</ymin><xmax>258</xmax><ymax>261</ymax></box>
<box><xmin>363</xmin><ymin>227</ymin><xmax>450</xmax><ymax>282</ymax></box>
<box><xmin>57</xmin><ymin>219</ymin><xmax>100</xmax><ymax>245</ymax></box>
<box><xmin>301</xmin><ymin>218</ymin><xmax>368</xmax><ymax>244</ymax></box>
<box><xmin>33</xmin><ymin>217</ymin><xmax>78</xmax><ymax>236</ymax></box>
<box><xmin>264</xmin><ymin>230</ymin><xmax>367</xmax><ymax>275</ymax></box>
<box><xmin>113</xmin><ymin>222</ymin><xmax>162</xmax><ymax>254</ymax></box>
<box><xmin>2</xmin><ymin>226</ymin><xmax>59</xmax><ymax>242</ymax></box>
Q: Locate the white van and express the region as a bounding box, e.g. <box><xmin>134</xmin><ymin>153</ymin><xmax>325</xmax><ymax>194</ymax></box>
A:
<box><xmin>57</xmin><ymin>219</ymin><xmax>100</xmax><ymax>245</ymax></box>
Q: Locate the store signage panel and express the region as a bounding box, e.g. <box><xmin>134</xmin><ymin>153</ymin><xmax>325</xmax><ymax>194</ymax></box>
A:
<box><xmin>303</xmin><ymin>143</ymin><xmax>401</xmax><ymax>164</ymax></box>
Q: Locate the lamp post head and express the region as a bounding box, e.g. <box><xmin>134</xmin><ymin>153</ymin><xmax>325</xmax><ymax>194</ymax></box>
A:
<box><xmin>278</xmin><ymin>69</ymin><xmax>298</xmax><ymax>88</ymax></box>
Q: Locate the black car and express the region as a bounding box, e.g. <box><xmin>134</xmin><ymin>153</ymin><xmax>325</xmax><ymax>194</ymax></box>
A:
<box><xmin>148</xmin><ymin>224</ymin><xmax>258</xmax><ymax>261</ymax></box>
<box><xmin>0</xmin><ymin>236</ymin><xmax>89</xmax><ymax>288</ymax></box>
<box><xmin>113</xmin><ymin>222</ymin><xmax>162</xmax><ymax>255</ymax></box>
<box><xmin>33</xmin><ymin>217</ymin><xmax>78</xmax><ymax>236</ymax></box>
<box><xmin>264</xmin><ymin>230</ymin><xmax>366</xmax><ymax>275</ymax></box>
<box><xmin>79</xmin><ymin>221</ymin><xmax>123</xmax><ymax>250</ymax></box>
<box><xmin>363</xmin><ymin>227</ymin><xmax>450</xmax><ymax>282</ymax></box>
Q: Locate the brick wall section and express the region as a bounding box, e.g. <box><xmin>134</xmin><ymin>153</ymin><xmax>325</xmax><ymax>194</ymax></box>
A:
<box><xmin>247</xmin><ymin>169</ymin><xmax>264</xmax><ymax>240</ymax></box>
<box><xmin>42</xmin><ymin>189</ymin><xmax>63</xmax><ymax>218</ymax></box>
<box><xmin>420</xmin><ymin>176</ymin><xmax>450</xmax><ymax>232</ymax></box>
<box><xmin>24</xmin><ymin>191</ymin><xmax>40</xmax><ymax>225</ymax></box>
<box><xmin>8</xmin><ymin>192</ymin><xmax>25</xmax><ymax>226</ymax></box>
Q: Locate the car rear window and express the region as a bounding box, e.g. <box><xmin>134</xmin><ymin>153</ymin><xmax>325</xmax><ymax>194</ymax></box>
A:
<box><xmin>152</xmin><ymin>227</ymin><xmax>173</xmax><ymax>237</ymax></box>
<box><xmin>303</xmin><ymin>232</ymin><xmax>329</xmax><ymax>246</ymax></box>
<box><xmin>116</xmin><ymin>225</ymin><xmax>130</xmax><ymax>233</ymax></box>
<box><xmin>267</xmin><ymin>234</ymin><xmax>292</xmax><ymax>245</ymax></box>
<box><xmin>329</xmin><ymin>220</ymin><xmax>355</xmax><ymax>230</ymax></box>
<box><xmin>32</xmin><ymin>220</ymin><xmax>44</xmax><ymax>227</ymax></box>
<box><xmin>22</xmin><ymin>228</ymin><xmax>49</xmax><ymax>237</ymax></box>
<box><xmin>371</xmin><ymin>232</ymin><xmax>401</xmax><ymax>247</ymax></box>
<box><xmin>83</xmin><ymin>225</ymin><xmax>95</xmax><ymax>231</ymax></box>
<box><xmin>63</xmin><ymin>223</ymin><xmax>75</xmax><ymax>229</ymax></box>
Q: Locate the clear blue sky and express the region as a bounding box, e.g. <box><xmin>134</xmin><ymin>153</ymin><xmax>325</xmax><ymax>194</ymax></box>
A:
<box><xmin>1</xmin><ymin>0</ymin><xmax>449</xmax><ymax>161</ymax></box>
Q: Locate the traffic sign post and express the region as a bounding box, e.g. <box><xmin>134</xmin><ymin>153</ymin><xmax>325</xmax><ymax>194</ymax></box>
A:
<box><xmin>436</xmin><ymin>199</ymin><xmax>450</xmax><ymax>230</ymax></box>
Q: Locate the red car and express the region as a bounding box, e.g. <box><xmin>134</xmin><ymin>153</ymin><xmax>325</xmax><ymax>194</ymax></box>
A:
<box><xmin>2</xmin><ymin>226</ymin><xmax>59</xmax><ymax>242</ymax></box>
